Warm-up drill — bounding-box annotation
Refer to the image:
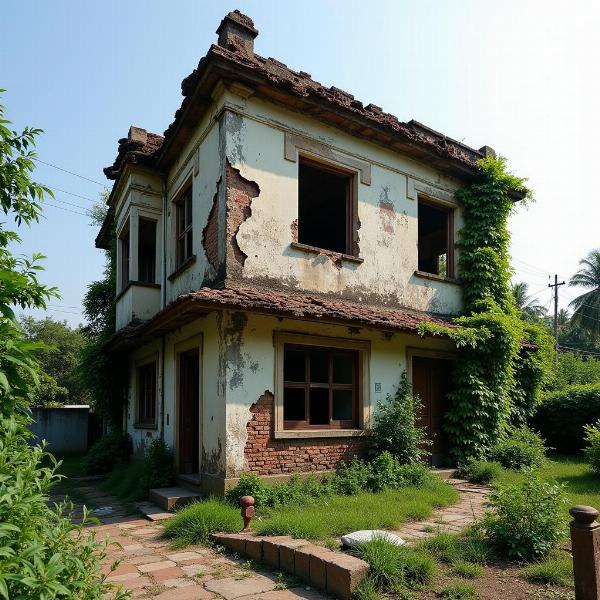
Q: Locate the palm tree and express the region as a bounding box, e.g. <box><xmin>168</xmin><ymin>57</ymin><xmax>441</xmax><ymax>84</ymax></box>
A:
<box><xmin>569</xmin><ymin>249</ymin><xmax>600</xmax><ymax>340</ymax></box>
<box><xmin>511</xmin><ymin>281</ymin><xmax>546</xmax><ymax>321</ymax></box>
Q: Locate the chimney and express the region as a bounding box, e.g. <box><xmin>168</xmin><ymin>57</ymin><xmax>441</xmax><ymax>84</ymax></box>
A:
<box><xmin>216</xmin><ymin>10</ymin><xmax>258</xmax><ymax>58</ymax></box>
<box><xmin>128</xmin><ymin>126</ymin><xmax>148</xmax><ymax>146</ymax></box>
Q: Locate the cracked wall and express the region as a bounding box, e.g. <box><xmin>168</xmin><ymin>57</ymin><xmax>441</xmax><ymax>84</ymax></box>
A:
<box><xmin>223</xmin><ymin>94</ymin><xmax>464</xmax><ymax>316</ymax></box>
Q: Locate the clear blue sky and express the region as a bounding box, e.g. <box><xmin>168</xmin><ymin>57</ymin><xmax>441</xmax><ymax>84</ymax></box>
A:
<box><xmin>3</xmin><ymin>0</ymin><xmax>599</xmax><ymax>326</ymax></box>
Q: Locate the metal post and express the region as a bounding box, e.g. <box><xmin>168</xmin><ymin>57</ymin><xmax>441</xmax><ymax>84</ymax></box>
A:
<box><xmin>570</xmin><ymin>505</ymin><xmax>600</xmax><ymax>600</ymax></box>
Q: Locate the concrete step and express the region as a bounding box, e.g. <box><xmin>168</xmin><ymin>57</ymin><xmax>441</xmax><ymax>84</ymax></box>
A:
<box><xmin>148</xmin><ymin>486</ymin><xmax>202</xmax><ymax>511</ymax></box>
<box><xmin>175</xmin><ymin>474</ymin><xmax>203</xmax><ymax>494</ymax></box>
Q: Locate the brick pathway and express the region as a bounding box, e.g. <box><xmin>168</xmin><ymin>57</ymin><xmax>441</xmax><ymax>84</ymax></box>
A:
<box><xmin>60</xmin><ymin>477</ymin><xmax>486</xmax><ymax>598</ymax></box>
<box><xmin>393</xmin><ymin>478</ymin><xmax>488</xmax><ymax>541</ymax></box>
<box><xmin>96</xmin><ymin>519</ymin><xmax>328</xmax><ymax>599</ymax></box>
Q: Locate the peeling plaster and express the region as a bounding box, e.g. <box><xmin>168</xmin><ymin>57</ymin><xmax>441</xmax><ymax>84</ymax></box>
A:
<box><xmin>225</xmin><ymin>311</ymin><xmax>248</xmax><ymax>390</ymax></box>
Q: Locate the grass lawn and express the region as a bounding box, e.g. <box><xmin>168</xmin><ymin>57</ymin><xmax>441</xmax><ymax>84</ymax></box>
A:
<box><xmin>254</xmin><ymin>477</ymin><xmax>458</xmax><ymax>540</ymax></box>
<box><xmin>163</xmin><ymin>476</ymin><xmax>459</xmax><ymax>547</ymax></box>
<box><xmin>497</xmin><ymin>453</ymin><xmax>600</xmax><ymax>511</ymax></box>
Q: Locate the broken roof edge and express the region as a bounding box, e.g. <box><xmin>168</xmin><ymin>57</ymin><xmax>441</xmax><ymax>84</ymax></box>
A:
<box><xmin>101</xmin><ymin>9</ymin><xmax>528</xmax><ymax>201</ymax></box>
<box><xmin>104</xmin><ymin>284</ymin><xmax>458</xmax><ymax>352</ymax></box>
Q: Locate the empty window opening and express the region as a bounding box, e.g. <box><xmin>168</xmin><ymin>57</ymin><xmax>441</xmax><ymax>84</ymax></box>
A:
<box><xmin>120</xmin><ymin>231</ymin><xmax>130</xmax><ymax>289</ymax></box>
<box><xmin>418</xmin><ymin>200</ymin><xmax>454</xmax><ymax>277</ymax></box>
<box><xmin>283</xmin><ymin>344</ymin><xmax>358</xmax><ymax>429</ymax></box>
<box><xmin>137</xmin><ymin>361</ymin><xmax>157</xmax><ymax>426</ymax></box>
<box><xmin>138</xmin><ymin>218</ymin><xmax>157</xmax><ymax>283</ymax></box>
<box><xmin>176</xmin><ymin>186</ymin><xmax>193</xmax><ymax>266</ymax></box>
<box><xmin>298</xmin><ymin>159</ymin><xmax>353</xmax><ymax>254</ymax></box>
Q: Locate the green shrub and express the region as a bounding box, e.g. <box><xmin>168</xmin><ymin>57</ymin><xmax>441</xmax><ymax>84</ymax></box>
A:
<box><xmin>369</xmin><ymin>372</ymin><xmax>431</xmax><ymax>464</ymax></box>
<box><xmin>482</xmin><ymin>474</ymin><xmax>566</xmax><ymax>559</ymax></box>
<box><xmin>0</xmin><ymin>425</ymin><xmax>128</xmax><ymax>599</ymax></box>
<box><xmin>583</xmin><ymin>420</ymin><xmax>600</xmax><ymax>474</ymax></box>
<box><xmin>226</xmin><ymin>472</ymin><xmax>272</xmax><ymax>508</ymax></box>
<box><xmin>550</xmin><ymin>351</ymin><xmax>600</xmax><ymax>392</ymax></box>
<box><xmin>103</xmin><ymin>460</ymin><xmax>147</xmax><ymax>502</ymax></box>
<box><xmin>335</xmin><ymin>457</ymin><xmax>372</xmax><ymax>495</ymax></box>
<box><xmin>162</xmin><ymin>499</ymin><xmax>240</xmax><ymax>546</ymax></box>
<box><xmin>532</xmin><ymin>383</ymin><xmax>600</xmax><ymax>452</ymax></box>
<box><xmin>81</xmin><ymin>431</ymin><xmax>131</xmax><ymax>475</ymax></box>
<box><xmin>141</xmin><ymin>438</ymin><xmax>174</xmax><ymax>490</ymax></box>
<box><xmin>489</xmin><ymin>427</ymin><xmax>545</xmax><ymax>470</ymax></box>
<box><xmin>456</xmin><ymin>457</ymin><xmax>503</xmax><ymax>484</ymax></box>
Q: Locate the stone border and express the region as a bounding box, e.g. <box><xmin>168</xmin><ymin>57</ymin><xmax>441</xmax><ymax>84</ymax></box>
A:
<box><xmin>211</xmin><ymin>533</ymin><xmax>368</xmax><ymax>599</ymax></box>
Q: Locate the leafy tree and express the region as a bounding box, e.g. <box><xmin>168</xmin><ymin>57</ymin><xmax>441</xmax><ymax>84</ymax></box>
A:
<box><xmin>569</xmin><ymin>249</ymin><xmax>600</xmax><ymax>341</ymax></box>
<box><xmin>20</xmin><ymin>316</ymin><xmax>87</xmax><ymax>405</ymax></box>
<box><xmin>78</xmin><ymin>196</ymin><xmax>126</xmax><ymax>424</ymax></box>
<box><xmin>0</xmin><ymin>93</ymin><xmax>124</xmax><ymax>598</ymax></box>
<box><xmin>511</xmin><ymin>281</ymin><xmax>546</xmax><ymax>322</ymax></box>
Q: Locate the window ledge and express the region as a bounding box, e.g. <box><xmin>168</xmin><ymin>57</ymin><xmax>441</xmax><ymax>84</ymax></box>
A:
<box><xmin>133</xmin><ymin>422</ymin><xmax>158</xmax><ymax>430</ymax></box>
<box><xmin>274</xmin><ymin>428</ymin><xmax>367</xmax><ymax>440</ymax></box>
<box><xmin>414</xmin><ymin>270</ymin><xmax>460</xmax><ymax>285</ymax></box>
<box><xmin>290</xmin><ymin>242</ymin><xmax>364</xmax><ymax>264</ymax></box>
<box><xmin>168</xmin><ymin>255</ymin><xmax>197</xmax><ymax>281</ymax></box>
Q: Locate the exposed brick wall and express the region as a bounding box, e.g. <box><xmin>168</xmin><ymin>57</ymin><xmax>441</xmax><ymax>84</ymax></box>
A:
<box><xmin>226</xmin><ymin>160</ymin><xmax>260</xmax><ymax>269</ymax></box>
<box><xmin>244</xmin><ymin>391</ymin><xmax>366</xmax><ymax>475</ymax></box>
<box><xmin>202</xmin><ymin>186</ymin><xmax>220</xmax><ymax>269</ymax></box>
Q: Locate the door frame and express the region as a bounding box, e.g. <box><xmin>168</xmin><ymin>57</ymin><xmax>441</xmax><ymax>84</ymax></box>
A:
<box><xmin>406</xmin><ymin>347</ymin><xmax>456</xmax><ymax>464</ymax></box>
<box><xmin>174</xmin><ymin>333</ymin><xmax>203</xmax><ymax>474</ymax></box>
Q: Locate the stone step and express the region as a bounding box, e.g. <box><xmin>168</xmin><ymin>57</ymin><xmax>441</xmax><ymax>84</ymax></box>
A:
<box><xmin>175</xmin><ymin>474</ymin><xmax>203</xmax><ymax>494</ymax></box>
<box><xmin>211</xmin><ymin>532</ymin><xmax>368</xmax><ymax>599</ymax></box>
<box><xmin>148</xmin><ymin>486</ymin><xmax>202</xmax><ymax>511</ymax></box>
<box><xmin>431</xmin><ymin>468</ymin><xmax>457</xmax><ymax>480</ymax></box>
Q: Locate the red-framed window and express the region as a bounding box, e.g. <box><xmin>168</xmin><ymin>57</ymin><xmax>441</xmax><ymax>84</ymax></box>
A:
<box><xmin>283</xmin><ymin>344</ymin><xmax>358</xmax><ymax>430</ymax></box>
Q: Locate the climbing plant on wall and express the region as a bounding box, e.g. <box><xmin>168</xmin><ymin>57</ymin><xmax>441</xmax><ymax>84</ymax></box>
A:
<box><xmin>419</xmin><ymin>156</ymin><xmax>553</xmax><ymax>462</ymax></box>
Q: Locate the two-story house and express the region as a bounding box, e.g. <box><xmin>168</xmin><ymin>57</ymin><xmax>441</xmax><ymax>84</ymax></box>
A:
<box><xmin>97</xmin><ymin>10</ymin><xmax>525</xmax><ymax>495</ymax></box>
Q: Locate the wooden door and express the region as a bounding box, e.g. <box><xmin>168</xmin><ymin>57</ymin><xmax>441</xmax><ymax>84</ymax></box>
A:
<box><xmin>178</xmin><ymin>349</ymin><xmax>200</xmax><ymax>474</ymax></box>
<box><xmin>412</xmin><ymin>356</ymin><xmax>453</xmax><ymax>466</ymax></box>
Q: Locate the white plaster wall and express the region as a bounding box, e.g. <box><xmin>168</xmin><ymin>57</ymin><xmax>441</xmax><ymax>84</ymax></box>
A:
<box><xmin>222</xmin><ymin>310</ymin><xmax>455</xmax><ymax>478</ymax></box>
<box><xmin>124</xmin><ymin>313</ymin><xmax>227</xmax><ymax>475</ymax></box>
<box><xmin>165</xmin><ymin>111</ymin><xmax>224</xmax><ymax>304</ymax></box>
<box><xmin>125</xmin><ymin>339</ymin><xmax>161</xmax><ymax>456</ymax></box>
<box><xmin>116</xmin><ymin>285</ymin><xmax>161</xmax><ymax>330</ymax></box>
<box><xmin>224</xmin><ymin>93</ymin><xmax>464</xmax><ymax>315</ymax></box>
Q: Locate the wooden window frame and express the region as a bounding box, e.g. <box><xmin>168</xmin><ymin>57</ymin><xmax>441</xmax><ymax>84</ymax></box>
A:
<box><xmin>175</xmin><ymin>185</ymin><xmax>193</xmax><ymax>268</ymax></box>
<box><xmin>120</xmin><ymin>230</ymin><xmax>130</xmax><ymax>291</ymax></box>
<box><xmin>274</xmin><ymin>332</ymin><xmax>370</xmax><ymax>439</ymax></box>
<box><xmin>283</xmin><ymin>344</ymin><xmax>359</xmax><ymax>430</ymax></box>
<box><xmin>417</xmin><ymin>196</ymin><xmax>455</xmax><ymax>279</ymax></box>
<box><xmin>297</xmin><ymin>156</ymin><xmax>358</xmax><ymax>257</ymax></box>
<box><xmin>136</xmin><ymin>360</ymin><xmax>157</xmax><ymax>428</ymax></box>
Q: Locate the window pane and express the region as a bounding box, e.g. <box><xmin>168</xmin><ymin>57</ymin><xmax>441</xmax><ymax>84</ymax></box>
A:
<box><xmin>186</xmin><ymin>193</ymin><xmax>192</xmax><ymax>226</ymax></box>
<box><xmin>178</xmin><ymin>203</ymin><xmax>186</xmax><ymax>233</ymax></box>
<box><xmin>284</xmin><ymin>387</ymin><xmax>305</xmax><ymax>421</ymax></box>
<box><xmin>186</xmin><ymin>230</ymin><xmax>193</xmax><ymax>259</ymax></box>
<box><xmin>309</xmin><ymin>387</ymin><xmax>329</xmax><ymax>425</ymax></box>
<box><xmin>332</xmin><ymin>352</ymin><xmax>354</xmax><ymax>384</ymax></box>
<box><xmin>309</xmin><ymin>350</ymin><xmax>328</xmax><ymax>383</ymax></box>
<box><xmin>332</xmin><ymin>389</ymin><xmax>353</xmax><ymax>421</ymax></box>
<box><xmin>418</xmin><ymin>201</ymin><xmax>450</xmax><ymax>276</ymax></box>
<box><xmin>284</xmin><ymin>348</ymin><xmax>305</xmax><ymax>382</ymax></box>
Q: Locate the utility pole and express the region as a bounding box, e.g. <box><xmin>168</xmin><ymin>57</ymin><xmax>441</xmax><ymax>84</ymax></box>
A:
<box><xmin>549</xmin><ymin>274</ymin><xmax>566</xmax><ymax>351</ymax></box>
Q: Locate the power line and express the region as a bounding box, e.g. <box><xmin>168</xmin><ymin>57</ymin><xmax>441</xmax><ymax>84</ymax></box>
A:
<box><xmin>43</xmin><ymin>184</ymin><xmax>99</xmax><ymax>204</ymax></box>
<box><xmin>45</xmin><ymin>202</ymin><xmax>90</xmax><ymax>217</ymax></box>
<box><xmin>34</xmin><ymin>158</ymin><xmax>107</xmax><ymax>187</ymax></box>
<box><xmin>558</xmin><ymin>344</ymin><xmax>600</xmax><ymax>358</ymax></box>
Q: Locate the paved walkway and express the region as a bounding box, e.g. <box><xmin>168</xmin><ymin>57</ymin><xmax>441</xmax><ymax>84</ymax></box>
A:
<box><xmin>58</xmin><ymin>477</ymin><xmax>487</xmax><ymax>599</ymax></box>
<box><xmin>394</xmin><ymin>478</ymin><xmax>488</xmax><ymax>541</ymax></box>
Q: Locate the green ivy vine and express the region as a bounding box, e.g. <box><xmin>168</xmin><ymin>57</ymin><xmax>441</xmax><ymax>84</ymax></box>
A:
<box><xmin>419</xmin><ymin>156</ymin><xmax>553</xmax><ymax>462</ymax></box>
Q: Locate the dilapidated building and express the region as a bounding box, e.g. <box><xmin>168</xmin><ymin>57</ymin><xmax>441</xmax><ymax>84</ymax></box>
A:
<box><xmin>98</xmin><ymin>11</ymin><xmax>525</xmax><ymax>494</ymax></box>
